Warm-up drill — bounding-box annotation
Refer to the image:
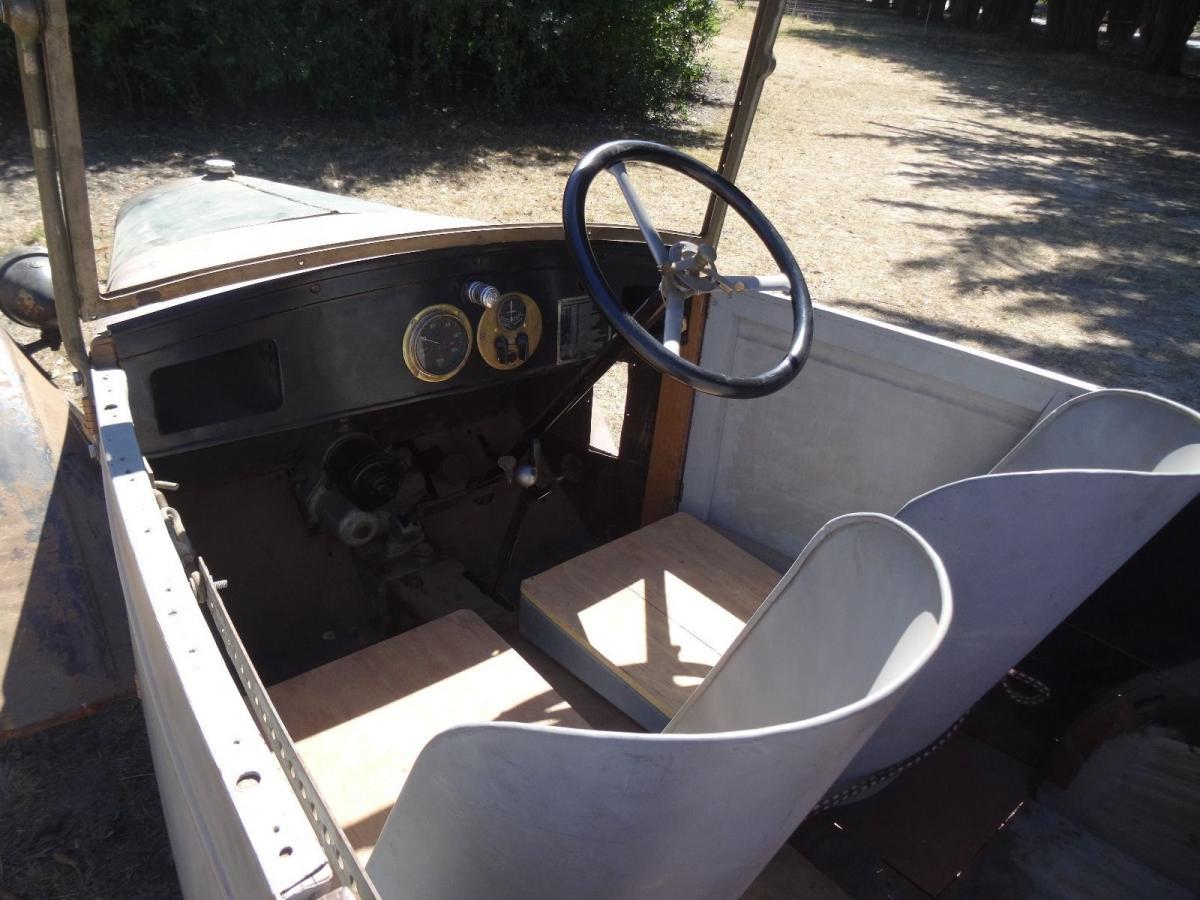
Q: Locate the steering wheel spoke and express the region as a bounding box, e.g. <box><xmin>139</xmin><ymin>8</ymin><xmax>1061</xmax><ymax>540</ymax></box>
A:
<box><xmin>608</xmin><ymin>162</ymin><xmax>668</xmax><ymax>269</ymax></box>
<box><xmin>713</xmin><ymin>273</ymin><xmax>791</xmax><ymax>295</ymax></box>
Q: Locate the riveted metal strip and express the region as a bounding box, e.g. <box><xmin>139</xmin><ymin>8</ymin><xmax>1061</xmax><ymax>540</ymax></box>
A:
<box><xmin>197</xmin><ymin>558</ymin><xmax>381</xmax><ymax>900</ymax></box>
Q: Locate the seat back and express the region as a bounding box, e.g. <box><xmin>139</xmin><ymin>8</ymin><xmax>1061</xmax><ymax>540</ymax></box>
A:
<box><xmin>665</xmin><ymin>514</ymin><xmax>951</xmax><ymax>734</ymax></box>
<box><xmin>991</xmin><ymin>389</ymin><xmax>1200</xmax><ymax>474</ymax></box>
<box><xmin>367</xmin><ymin>514</ymin><xmax>951</xmax><ymax>900</ymax></box>
<box><xmin>836</xmin><ymin>390</ymin><xmax>1200</xmax><ymax>789</ymax></box>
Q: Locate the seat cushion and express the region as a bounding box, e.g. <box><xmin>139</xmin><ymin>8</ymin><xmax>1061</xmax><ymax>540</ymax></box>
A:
<box><xmin>520</xmin><ymin>513</ymin><xmax>781</xmax><ymax>728</ymax></box>
<box><xmin>269</xmin><ymin>609</ymin><xmax>588</xmax><ymax>861</ymax></box>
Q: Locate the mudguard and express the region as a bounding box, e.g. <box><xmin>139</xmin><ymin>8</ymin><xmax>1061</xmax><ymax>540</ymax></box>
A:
<box><xmin>0</xmin><ymin>334</ymin><xmax>133</xmax><ymax>736</ymax></box>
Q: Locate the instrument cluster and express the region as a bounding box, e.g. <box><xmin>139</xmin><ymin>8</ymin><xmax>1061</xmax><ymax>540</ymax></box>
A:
<box><xmin>401</xmin><ymin>283</ymin><xmax>544</xmax><ymax>383</ymax></box>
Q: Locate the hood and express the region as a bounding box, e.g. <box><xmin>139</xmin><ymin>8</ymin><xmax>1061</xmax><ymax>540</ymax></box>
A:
<box><xmin>104</xmin><ymin>173</ymin><xmax>480</xmax><ymax>298</ymax></box>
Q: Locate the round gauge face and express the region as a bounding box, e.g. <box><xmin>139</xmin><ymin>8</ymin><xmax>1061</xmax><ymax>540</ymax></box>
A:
<box><xmin>498</xmin><ymin>294</ymin><xmax>527</xmax><ymax>331</ymax></box>
<box><xmin>403</xmin><ymin>305</ymin><xmax>472</xmax><ymax>382</ymax></box>
<box><xmin>476</xmin><ymin>292</ymin><xmax>542</xmax><ymax>371</ymax></box>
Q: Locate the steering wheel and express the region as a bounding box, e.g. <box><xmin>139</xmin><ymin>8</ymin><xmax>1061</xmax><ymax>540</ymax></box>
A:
<box><xmin>563</xmin><ymin>140</ymin><xmax>813</xmax><ymax>399</ymax></box>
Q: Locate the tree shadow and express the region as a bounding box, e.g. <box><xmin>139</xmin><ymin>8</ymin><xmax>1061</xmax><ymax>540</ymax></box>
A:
<box><xmin>788</xmin><ymin>5</ymin><xmax>1200</xmax><ymax>136</ymax></box>
<box><xmin>779</xmin><ymin>12</ymin><xmax>1200</xmax><ymax>404</ymax></box>
<box><xmin>817</xmin><ymin>114</ymin><xmax>1200</xmax><ymax>403</ymax></box>
<box><xmin>0</xmin><ymin>98</ymin><xmax>727</xmax><ymax>191</ymax></box>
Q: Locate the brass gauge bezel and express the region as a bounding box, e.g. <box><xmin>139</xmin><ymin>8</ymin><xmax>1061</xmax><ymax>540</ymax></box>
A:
<box><xmin>402</xmin><ymin>303</ymin><xmax>474</xmax><ymax>383</ymax></box>
<box><xmin>477</xmin><ymin>292</ymin><xmax>543</xmax><ymax>371</ymax></box>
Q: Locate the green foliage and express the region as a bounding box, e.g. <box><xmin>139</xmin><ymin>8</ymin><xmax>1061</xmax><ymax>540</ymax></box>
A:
<box><xmin>0</xmin><ymin>0</ymin><xmax>719</xmax><ymax>119</ymax></box>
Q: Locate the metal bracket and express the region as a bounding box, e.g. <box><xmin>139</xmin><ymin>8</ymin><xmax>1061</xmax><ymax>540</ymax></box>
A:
<box><xmin>196</xmin><ymin>558</ymin><xmax>381</xmax><ymax>900</ymax></box>
<box><xmin>0</xmin><ymin>0</ymin><xmax>42</xmax><ymax>40</ymax></box>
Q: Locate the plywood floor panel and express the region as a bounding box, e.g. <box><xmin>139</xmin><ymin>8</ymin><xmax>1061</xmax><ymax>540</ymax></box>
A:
<box><xmin>270</xmin><ymin>609</ymin><xmax>588</xmax><ymax>861</ymax></box>
<box><xmin>521</xmin><ymin>512</ymin><xmax>782</xmax><ymax>716</ymax></box>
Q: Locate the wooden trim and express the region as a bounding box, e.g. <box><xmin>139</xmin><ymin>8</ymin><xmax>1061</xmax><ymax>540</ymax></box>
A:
<box><xmin>98</xmin><ymin>222</ymin><xmax>699</xmax><ymax>315</ymax></box>
<box><xmin>640</xmin><ymin>295</ymin><xmax>710</xmax><ymax>524</ymax></box>
<box><xmin>642</xmin><ymin>0</ymin><xmax>786</xmax><ymax>525</ymax></box>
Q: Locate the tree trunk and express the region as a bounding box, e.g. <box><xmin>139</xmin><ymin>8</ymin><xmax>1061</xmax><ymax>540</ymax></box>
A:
<box><xmin>949</xmin><ymin>0</ymin><xmax>981</xmax><ymax>27</ymax></box>
<box><xmin>980</xmin><ymin>0</ymin><xmax>1024</xmax><ymax>28</ymax></box>
<box><xmin>1106</xmin><ymin>0</ymin><xmax>1144</xmax><ymax>46</ymax></box>
<box><xmin>1045</xmin><ymin>0</ymin><xmax>1109</xmax><ymax>49</ymax></box>
<box><xmin>923</xmin><ymin>0</ymin><xmax>947</xmax><ymax>22</ymax></box>
<box><xmin>1014</xmin><ymin>0</ymin><xmax>1040</xmax><ymax>40</ymax></box>
<box><xmin>1140</xmin><ymin>0</ymin><xmax>1200</xmax><ymax>71</ymax></box>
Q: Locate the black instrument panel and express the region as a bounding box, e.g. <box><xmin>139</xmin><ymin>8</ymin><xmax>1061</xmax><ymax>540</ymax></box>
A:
<box><xmin>109</xmin><ymin>238</ymin><xmax>658</xmax><ymax>456</ymax></box>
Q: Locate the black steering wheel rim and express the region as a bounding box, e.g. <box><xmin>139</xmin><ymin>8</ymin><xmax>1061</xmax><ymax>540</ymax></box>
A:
<box><xmin>562</xmin><ymin>140</ymin><xmax>813</xmax><ymax>399</ymax></box>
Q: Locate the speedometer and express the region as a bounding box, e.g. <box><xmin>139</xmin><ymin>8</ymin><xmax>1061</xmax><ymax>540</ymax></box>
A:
<box><xmin>402</xmin><ymin>304</ymin><xmax>473</xmax><ymax>382</ymax></box>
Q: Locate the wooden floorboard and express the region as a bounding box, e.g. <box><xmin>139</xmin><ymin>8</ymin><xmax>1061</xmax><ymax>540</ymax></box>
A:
<box><xmin>270</xmin><ymin>609</ymin><xmax>588</xmax><ymax>862</ymax></box>
<box><xmin>521</xmin><ymin>512</ymin><xmax>781</xmax><ymax>715</ymax></box>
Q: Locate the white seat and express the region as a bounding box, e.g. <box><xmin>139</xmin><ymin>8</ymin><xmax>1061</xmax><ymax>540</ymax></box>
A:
<box><xmin>835</xmin><ymin>389</ymin><xmax>1200</xmax><ymax>789</ymax></box>
<box><xmin>367</xmin><ymin>514</ymin><xmax>951</xmax><ymax>899</ymax></box>
<box><xmin>518</xmin><ymin>388</ymin><xmax>1200</xmax><ymax>806</ymax></box>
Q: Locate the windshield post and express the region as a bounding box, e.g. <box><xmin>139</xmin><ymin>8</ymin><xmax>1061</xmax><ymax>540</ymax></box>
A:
<box><xmin>701</xmin><ymin>0</ymin><xmax>784</xmax><ymax>249</ymax></box>
<box><xmin>3</xmin><ymin>0</ymin><xmax>100</xmax><ymax>381</ymax></box>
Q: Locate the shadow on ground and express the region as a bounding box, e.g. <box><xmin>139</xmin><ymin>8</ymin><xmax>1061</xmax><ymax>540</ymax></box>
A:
<box><xmin>0</xmin><ymin>99</ymin><xmax>725</xmax><ymax>193</ymax></box>
<box><xmin>836</xmin><ymin>115</ymin><xmax>1199</xmax><ymax>401</ymax></box>
<box><xmin>787</xmin><ymin>10</ymin><xmax>1200</xmax><ymax>403</ymax></box>
<box><xmin>789</xmin><ymin>4</ymin><xmax>1200</xmax><ymax>133</ymax></box>
<box><xmin>0</xmin><ymin>699</ymin><xmax>179</xmax><ymax>900</ymax></box>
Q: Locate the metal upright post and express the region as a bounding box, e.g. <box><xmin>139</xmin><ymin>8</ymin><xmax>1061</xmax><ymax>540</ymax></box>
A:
<box><xmin>2</xmin><ymin>0</ymin><xmax>88</xmax><ymax>376</ymax></box>
<box><xmin>700</xmin><ymin>0</ymin><xmax>785</xmax><ymax>250</ymax></box>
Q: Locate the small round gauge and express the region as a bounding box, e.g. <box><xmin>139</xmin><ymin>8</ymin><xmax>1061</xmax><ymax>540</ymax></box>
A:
<box><xmin>477</xmin><ymin>292</ymin><xmax>542</xmax><ymax>371</ymax></box>
<box><xmin>403</xmin><ymin>304</ymin><xmax>473</xmax><ymax>383</ymax></box>
<box><xmin>498</xmin><ymin>294</ymin><xmax>527</xmax><ymax>330</ymax></box>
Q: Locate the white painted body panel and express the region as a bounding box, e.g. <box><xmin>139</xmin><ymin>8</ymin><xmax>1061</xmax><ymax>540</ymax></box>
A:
<box><xmin>93</xmin><ymin>368</ymin><xmax>331</xmax><ymax>900</ymax></box>
<box><xmin>682</xmin><ymin>292</ymin><xmax>1095</xmax><ymax>559</ymax></box>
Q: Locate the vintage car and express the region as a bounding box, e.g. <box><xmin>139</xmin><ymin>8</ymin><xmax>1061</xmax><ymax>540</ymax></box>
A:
<box><xmin>2</xmin><ymin>1</ymin><xmax>1198</xmax><ymax>898</ymax></box>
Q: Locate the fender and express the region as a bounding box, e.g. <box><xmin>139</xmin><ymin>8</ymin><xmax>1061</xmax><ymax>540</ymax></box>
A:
<box><xmin>0</xmin><ymin>333</ymin><xmax>132</xmax><ymax>737</ymax></box>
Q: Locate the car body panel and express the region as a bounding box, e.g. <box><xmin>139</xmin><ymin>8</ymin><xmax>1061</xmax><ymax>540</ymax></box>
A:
<box><xmin>0</xmin><ymin>333</ymin><xmax>132</xmax><ymax>735</ymax></box>
<box><xmin>93</xmin><ymin>366</ymin><xmax>331</xmax><ymax>899</ymax></box>
<box><xmin>682</xmin><ymin>290</ymin><xmax>1096</xmax><ymax>562</ymax></box>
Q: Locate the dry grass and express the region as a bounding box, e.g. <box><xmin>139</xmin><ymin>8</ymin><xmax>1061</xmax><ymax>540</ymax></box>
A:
<box><xmin>2</xmin><ymin>1</ymin><xmax>1199</xmax><ymax>405</ymax></box>
<box><xmin>0</xmin><ymin>699</ymin><xmax>176</xmax><ymax>898</ymax></box>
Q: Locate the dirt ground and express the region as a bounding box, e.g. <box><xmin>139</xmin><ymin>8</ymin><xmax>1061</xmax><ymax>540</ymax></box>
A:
<box><xmin>3</xmin><ymin>1</ymin><xmax>1199</xmax><ymax>403</ymax></box>
<box><xmin>0</xmin><ymin>699</ymin><xmax>176</xmax><ymax>899</ymax></box>
<box><xmin>1</xmin><ymin>3</ymin><xmax>1199</xmax><ymax>898</ymax></box>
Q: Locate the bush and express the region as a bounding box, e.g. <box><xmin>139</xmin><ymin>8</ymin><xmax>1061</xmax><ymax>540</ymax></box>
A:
<box><xmin>0</xmin><ymin>0</ymin><xmax>719</xmax><ymax>119</ymax></box>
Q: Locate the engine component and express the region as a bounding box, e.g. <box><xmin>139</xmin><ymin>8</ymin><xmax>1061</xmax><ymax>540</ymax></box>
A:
<box><xmin>293</xmin><ymin>429</ymin><xmax>407</xmax><ymax>547</ymax></box>
<box><xmin>324</xmin><ymin>433</ymin><xmax>402</xmax><ymax>510</ymax></box>
<box><xmin>311</xmin><ymin>487</ymin><xmax>381</xmax><ymax>547</ymax></box>
<box><xmin>0</xmin><ymin>246</ymin><xmax>57</xmax><ymax>332</ymax></box>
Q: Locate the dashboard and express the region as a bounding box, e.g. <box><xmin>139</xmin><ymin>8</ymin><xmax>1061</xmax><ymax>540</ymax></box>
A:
<box><xmin>106</xmin><ymin>238</ymin><xmax>659</xmax><ymax>456</ymax></box>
